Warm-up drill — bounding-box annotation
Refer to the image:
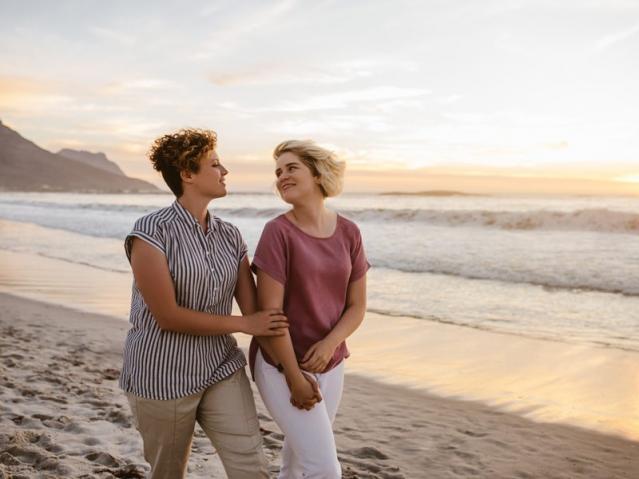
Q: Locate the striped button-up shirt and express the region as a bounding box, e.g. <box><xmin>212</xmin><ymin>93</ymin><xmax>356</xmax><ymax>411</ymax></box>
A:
<box><xmin>119</xmin><ymin>200</ymin><xmax>247</xmax><ymax>400</ymax></box>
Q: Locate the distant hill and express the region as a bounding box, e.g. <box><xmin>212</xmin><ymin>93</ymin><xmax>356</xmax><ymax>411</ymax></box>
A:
<box><xmin>57</xmin><ymin>148</ymin><xmax>126</xmax><ymax>176</ymax></box>
<box><xmin>0</xmin><ymin>120</ymin><xmax>159</xmax><ymax>193</ymax></box>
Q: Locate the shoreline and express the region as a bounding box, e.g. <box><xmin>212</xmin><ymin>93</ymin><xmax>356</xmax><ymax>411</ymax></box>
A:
<box><xmin>0</xmin><ymin>292</ymin><xmax>637</xmax><ymax>478</ymax></box>
<box><xmin>1</xmin><ymin>247</ymin><xmax>638</xmax><ymax>442</ymax></box>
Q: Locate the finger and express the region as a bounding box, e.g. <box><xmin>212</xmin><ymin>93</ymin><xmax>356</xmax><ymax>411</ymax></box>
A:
<box><xmin>311</xmin><ymin>380</ymin><xmax>321</xmax><ymax>394</ymax></box>
<box><xmin>300</xmin><ymin>354</ymin><xmax>318</xmax><ymax>368</ymax></box>
<box><xmin>267</xmin><ymin>329</ymin><xmax>287</xmax><ymax>336</ymax></box>
<box><xmin>301</xmin><ymin>346</ymin><xmax>316</xmax><ymax>363</ymax></box>
<box><xmin>269</xmin><ymin>320</ymin><xmax>289</xmax><ymax>329</ymax></box>
<box><xmin>307</xmin><ymin>357</ymin><xmax>321</xmax><ymax>371</ymax></box>
<box><xmin>270</xmin><ymin>326</ymin><xmax>288</xmax><ymax>333</ymax></box>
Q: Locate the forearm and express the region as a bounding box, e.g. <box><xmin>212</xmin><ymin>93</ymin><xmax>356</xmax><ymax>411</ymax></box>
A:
<box><xmin>156</xmin><ymin>306</ymin><xmax>248</xmax><ymax>336</ymax></box>
<box><xmin>256</xmin><ymin>332</ymin><xmax>305</xmax><ymax>383</ymax></box>
<box><xmin>323</xmin><ymin>303</ymin><xmax>366</xmax><ymax>348</ymax></box>
<box><xmin>235</xmin><ymin>295</ymin><xmax>257</xmax><ymax>316</ymax></box>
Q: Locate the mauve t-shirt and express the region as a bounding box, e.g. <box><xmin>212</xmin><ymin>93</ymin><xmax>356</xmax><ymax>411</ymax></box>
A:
<box><xmin>249</xmin><ymin>213</ymin><xmax>370</xmax><ymax>376</ymax></box>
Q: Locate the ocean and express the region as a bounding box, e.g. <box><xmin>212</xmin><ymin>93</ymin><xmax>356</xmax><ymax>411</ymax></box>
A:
<box><xmin>0</xmin><ymin>191</ymin><xmax>637</xmax><ymax>351</ymax></box>
<box><xmin>2</xmin><ymin>191</ymin><xmax>639</xmax><ymax>439</ymax></box>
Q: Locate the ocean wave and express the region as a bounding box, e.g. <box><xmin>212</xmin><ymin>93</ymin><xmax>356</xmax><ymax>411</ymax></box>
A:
<box><xmin>0</xmin><ymin>247</ymin><xmax>130</xmax><ymax>274</ymax></box>
<box><xmin>5</xmin><ymin>236</ymin><xmax>637</xmax><ymax>297</ymax></box>
<box><xmin>337</xmin><ymin>207</ymin><xmax>639</xmax><ymax>234</ymax></box>
<box><xmin>2</xmin><ymin>198</ymin><xmax>638</xmax><ymax>233</ymax></box>
<box><xmin>369</xmin><ymin>262</ymin><xmax>639</xmax><ymax>297</ymax></box>
<box><xmin>367</xmin><ymin>308</ymin><xmax>639</xmax><ymax>352</ymax></box>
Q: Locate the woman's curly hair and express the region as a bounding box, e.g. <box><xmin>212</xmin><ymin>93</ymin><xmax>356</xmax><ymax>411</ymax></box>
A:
<box><xmin>149</xmin><ymin>128</ymin><xmax>217</xmax><ymax>197</ymax></box>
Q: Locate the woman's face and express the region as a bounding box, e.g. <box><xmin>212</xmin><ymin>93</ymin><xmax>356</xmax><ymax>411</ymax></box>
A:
<box><xmin>190</xmin><ymin>149</ymin><xmax>228</xmax><ymax>199</ymax></box>
<box><xmin>275</xmin><ymin>152</ymin><xmax>321</xmax><ymax>204</ymax></box>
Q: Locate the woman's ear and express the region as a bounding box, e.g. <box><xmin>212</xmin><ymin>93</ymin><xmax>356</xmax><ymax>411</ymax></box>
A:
<box><xmin>180</xmin><ymin>169</ymin><xmax>194</xmax><ymax>184</ymax></box>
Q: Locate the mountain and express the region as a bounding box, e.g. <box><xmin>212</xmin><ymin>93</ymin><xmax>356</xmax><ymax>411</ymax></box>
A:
<box><xmin>0</xmin><ymin>120</ymin><xmax>159</xmax><ymax>193</ymax></box>
<box><xmin>57</xmin><ymin>148</ymin><xmax>126</xmax><ymax>176</ymax></box>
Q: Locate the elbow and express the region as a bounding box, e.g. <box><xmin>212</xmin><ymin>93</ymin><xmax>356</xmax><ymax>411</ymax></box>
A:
<box><xmin>347</xmin><ymin>300</ymin><xmax>367</xmax><ymax>317</ymax></box>
<box><xmin>155</xmin><ymin>320</ymin><xmax>173</xmax><ymax>332</ymax></box>
<box><xmin>151</xmin><ymin>308</ymin><xmax>178</xmax><ymax>332</ymax></box>
<box><xmin>154</xmin><ymin>315</ymin><xmax>173</xmax><ymax>332</ymax></box>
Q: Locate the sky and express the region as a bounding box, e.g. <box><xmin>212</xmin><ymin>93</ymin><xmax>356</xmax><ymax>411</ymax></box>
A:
<box><xmin>1</xmin><ymin>0</ymin><xmax>638</xmax><ymax>194</ymax></box>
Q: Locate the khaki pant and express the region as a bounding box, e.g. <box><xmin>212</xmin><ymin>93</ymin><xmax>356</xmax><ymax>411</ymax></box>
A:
<box><xmin>127</xmin><ymin>368</ymin><xmax>269</xmax><ymax>479</ymax></box>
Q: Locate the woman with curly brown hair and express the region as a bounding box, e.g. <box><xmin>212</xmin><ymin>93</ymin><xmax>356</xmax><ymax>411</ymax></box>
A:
<box><xmin>120</xmin><ymin>128</ymin><xmax>286</xmax><ymax>479</ymax></box>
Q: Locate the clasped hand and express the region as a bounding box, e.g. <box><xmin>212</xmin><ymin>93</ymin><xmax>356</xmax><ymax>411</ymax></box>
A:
<box><xmin>287</xmin><ymin>371</ymin><xmax>322</xmax><ymax>410</ymax></box>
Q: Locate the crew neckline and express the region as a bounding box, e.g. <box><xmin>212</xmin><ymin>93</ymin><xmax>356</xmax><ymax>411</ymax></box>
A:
<box><xmin>280</xmin><ymin>212</ymin><xmax>341</xmax><ymax>240</ymax></box>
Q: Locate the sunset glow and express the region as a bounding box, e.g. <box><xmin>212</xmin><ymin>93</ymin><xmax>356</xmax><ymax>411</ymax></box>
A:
<box><xmin>1</xmin><ymin>1</ymin><xmax>638</xmax><ymax>194</ymax></box>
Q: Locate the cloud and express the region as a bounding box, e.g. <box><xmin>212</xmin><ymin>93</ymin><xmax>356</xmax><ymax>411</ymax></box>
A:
<box><xmin>215</xmin><ymin>86</ymin><xmax>429</xmax><ymax>116</ymax></box>
<box><xmin>88</xmin><ymin>26</ymin><xmax>136</xmax><ymax>46</ymax></box>
<box><xmin>266</xmin><ymin>112</ymin><xmax>392</xmax><ymax>137</ymax></box>
<box><xmin>100</xmin><ymin>120</ymin><xmax>167</xmax><ymax>137</ymax></box>
<box><xmin>0</xmin><ymin>76</ymin><xmax>48</xmax><ymax>99</ymax></box>
<box><xmin>209</xmin><ymin>66</ymin><xmax>355</xmax><ymax>87</ymax></box>
<box><xmin>0</xmin><ymin>76</ymin><xmax>74</xmax><ymax>112</ymax></box>
<box><xmin>615</xmin><ymin>174</ymin><xmax>639</xmax><ymax>183</ymax></box>
<box><xmin>437</xmin><ymin>94</ymin><xmax>462</xmax><ymax>105</ymax></box>
<box><xmin>100</xmin><ymin>79</ymin><xmax>178</xmax><ymax>95</ymax></box>
<box><xmin>192</xmin><ymin>0</ymin><xmax>297</xmax><ymax>60</ymax></box>
<box><xmin>595</xmin><ymin>23</ymin><xmax>639</xmax><ymax>52</ymax></box>
<box><xmin>267</xmin><ymin>86</ymin><xmax>431</xmax><ymax>112</ymax></box>
<box><xmin>208</xmin><ymin>59</ymin><xmax>417</xmax><ymax>87</ymax></box>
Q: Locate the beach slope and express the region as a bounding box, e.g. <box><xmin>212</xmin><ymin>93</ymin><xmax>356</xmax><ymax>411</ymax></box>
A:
<box><xmin>0</xmin><ymin>293</ymin><xmax>636</xmax><ymax>478</ymax></box>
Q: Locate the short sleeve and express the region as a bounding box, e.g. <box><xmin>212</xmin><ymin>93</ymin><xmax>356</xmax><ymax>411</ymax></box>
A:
<box><xmin>238</xmin><ymin>235</ymin><xmax>248</xmax><ymax>264</ymax></box>
<box><xmin>251</xmin><ymin>220</ymin><xmax>288</xmax><ymax>285</ymax></box>
<box><xmin>226</xmin><ymin>222</ymin><xmax>248</xmax><ymax>268</ymax></box>
<box><xmin>124</xmin><ymin>216</ymin><xmax>166</xmax><ymax>263</ymax></box>
<box><xmin>349</xmin><ymin>225</ymin><xmax>370</xmax><ymax>283</ymax></box>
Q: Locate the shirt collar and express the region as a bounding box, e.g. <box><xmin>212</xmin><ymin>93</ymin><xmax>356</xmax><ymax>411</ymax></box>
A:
<box><xmin>172</xmin><ymin>200</ymin><xmax>217</xmax><ymax>234</ymax></box>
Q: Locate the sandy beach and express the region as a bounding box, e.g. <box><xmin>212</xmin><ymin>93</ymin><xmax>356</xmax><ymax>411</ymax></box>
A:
<box><xmin>1</xmin><ymin>292</ymin><xmax>637</xmax><ymax>478</ymax></box>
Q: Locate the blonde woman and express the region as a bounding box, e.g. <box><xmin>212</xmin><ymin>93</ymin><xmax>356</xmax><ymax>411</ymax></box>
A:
<box><xmin>249</xmin><ymin>140</ymin><xmax>369</xmax><ymax>478</ymax></box>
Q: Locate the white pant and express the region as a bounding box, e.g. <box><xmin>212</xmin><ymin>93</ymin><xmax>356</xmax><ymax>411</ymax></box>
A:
<box><xmin>254</xmin><ymin>349</ymin><xmax>344</xmax><ymax>479</ymax></box>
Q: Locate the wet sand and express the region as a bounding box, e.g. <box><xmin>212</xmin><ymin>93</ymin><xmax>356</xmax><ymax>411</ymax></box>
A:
<box><xmin>1</xmin><ymin>292</ymin><xmax>637</xmax><ymax>478</ymax></box>
<box><xmin>2</xmin><ymin>247</ymin><xmax>638</xmax><ymax>443</ymax></box>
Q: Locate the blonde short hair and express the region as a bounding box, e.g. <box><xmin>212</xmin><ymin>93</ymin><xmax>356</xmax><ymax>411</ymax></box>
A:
<box><xmin>273</xmin><ymin>140</ymin><xmax>346</xmax><ymax>197</ymax></box>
